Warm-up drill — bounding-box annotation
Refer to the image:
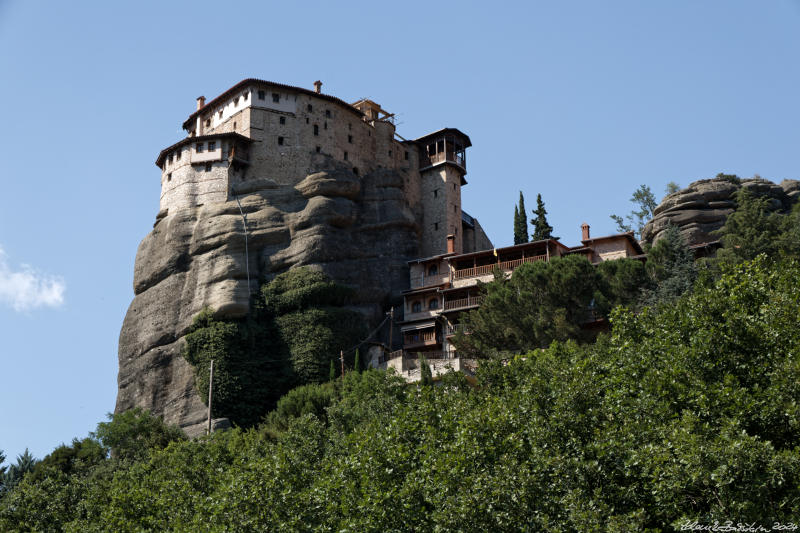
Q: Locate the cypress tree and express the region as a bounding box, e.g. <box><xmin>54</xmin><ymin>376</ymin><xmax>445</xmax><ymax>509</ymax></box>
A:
<box><xmin>354</xmin><ymin>348</ymin><xmax>361</xmax><ymax>373</ymax></box>
<box><xmin>419</xmin><ymin>356</ymin><xmax>433</xmax><ymax>386</ymax></box>
<box><xmin>531</xmin><ymin>193</ymin><xmax>555</xmax><ymax>241</ymax></box>
<box><xmin>514</xmin><ymin>192</ymin><xmax>529</xmax><ymax>244</ymax></box>
<box><xmin>329</xmin><ymin>359</ymin><xmax>336</xmax><ymax>382</ymax></box>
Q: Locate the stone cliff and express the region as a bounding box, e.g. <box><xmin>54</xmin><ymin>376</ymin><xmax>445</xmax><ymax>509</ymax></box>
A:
<box><xmin>641</xmin><ymin>176</ymin><xmax>800</xmax><ymax>246</ymax></box>
<box><xmin>116</xmin><ymin>161</ymin><xmax>422</xmax><ymax>435</ymax></box>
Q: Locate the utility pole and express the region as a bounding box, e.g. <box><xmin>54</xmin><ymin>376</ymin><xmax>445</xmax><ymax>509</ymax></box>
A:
<box><xmin>340</xmin><ymin>350</ymin><xmax>345</xmax><ymax>382</ymax></box>
<box><xmin>206</xmin><ymin>359</ymin><xmax>214</xmax><ymax>436</ymax></box>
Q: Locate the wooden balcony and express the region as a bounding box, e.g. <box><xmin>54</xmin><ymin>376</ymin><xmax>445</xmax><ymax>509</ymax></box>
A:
<box><xmin>403</xmin><ymin>329</ymin><xmax>438</xmax><ymax>349</ymax></box>
<box><xmin>443</xmin><ymin>295</ymin><xmax>484</xmax><ymax>312</ymax></box>
<box><xmin>421</xmin><ymin>151</ymin><xmax>466</xmax><ymax>171</ymax></box>
<box><xmin>453</xmin><ymin>254</ymin><xmax>547</xmax><ymax>281</ymax></box>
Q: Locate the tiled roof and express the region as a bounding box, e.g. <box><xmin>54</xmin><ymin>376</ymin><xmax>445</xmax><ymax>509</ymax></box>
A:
<box><xmin>155</xmin><ymin>132</ymin><xmax>251</xmax><ymax>167</ymax></box>
<box><xmin>182</xmin><ymin>78</ymin><xmax>365</xmax><ymax>130</ymax></box>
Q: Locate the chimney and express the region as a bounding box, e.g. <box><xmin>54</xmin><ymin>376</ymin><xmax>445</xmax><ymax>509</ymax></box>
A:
<box><xmin>581</xmin><ymin>222</ymin><xmax>590</xmax><ymax>241</ymax></box>
<box><xmin>196</xmin><ymin>96</ymin><xmax>206</xmax><ymax>110</ymax></box>
<box><xmin>446</xmin><ymin>234</ymin><xmax>455</xmax><ymax>254</ymax></box>
<box><xmin>313</xmin><ymin>80</ymin><xmax>322</xmax><ymax>94</ymax></box>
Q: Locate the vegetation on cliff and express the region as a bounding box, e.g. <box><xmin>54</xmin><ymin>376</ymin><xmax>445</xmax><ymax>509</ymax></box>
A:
<box><xmin>183</xmin><ymin>267</ymin><xmax>367</xmax><ymax>427</ymax></box>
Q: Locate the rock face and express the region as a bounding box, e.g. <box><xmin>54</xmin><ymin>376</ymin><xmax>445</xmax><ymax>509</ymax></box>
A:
<box><xmin>641</xmin><ymin>177</ymin><xmax>800</xmax><ymax>246</ymax></box>
<box><xmin>116</xmin><ymin>161</ymin><xmax>422</xmax><ymax>435</ymax></box>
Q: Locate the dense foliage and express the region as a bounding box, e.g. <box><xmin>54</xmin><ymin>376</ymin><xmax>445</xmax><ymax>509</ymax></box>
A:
<box><xmin>3</xmin><ymin>257</ymin><xmax>799</xmax><ymax>531</ymax></box>
<box><xmin>183</xmin><ymin>267</ymin><xmax>368</xmax><ymax>427</ymax></box>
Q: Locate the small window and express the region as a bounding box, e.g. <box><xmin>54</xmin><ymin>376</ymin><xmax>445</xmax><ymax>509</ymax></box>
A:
<box><xmin>176</xmin><ymin>150</ymin><xmax>181</xmax><ymax>160</ymax></box>
<box><xmin>196</xmin><ymin>143</ymin><xmax>204</xmax><ymax>153</ymax></box>
<box><xmin>325</xmin><ymin>109</ymin><xmax>331</xmax><ymax>118</ymax></box>
<box><xmin>316</xmin><ymin>146</ymin><xmax>321</xmax><ymax>153</ymax></box>
<box><xmin>453</xmin><ymin>183</ymin><xmax>456</xmax><ymax>190</ymax></box>
<box><xmin>208</xmin><ymin>142</ymin><xmax>216</xmax><ymax>151</ymax></box>
<box><xmin>168</xmin><ymin>155</ymin><xmax>173</xmax><ymax>164</ymax></box>
<box><xmin>279</xmin><ymin>116</ymin><xmax>286</xmax><ymax>125</ymax></box>
<box><xmin>234</xmin><ymin>97</ymin><xmax>239</xmax><ymax>106</ymax></box>
<box><xmin>412</xmin><ymin>301</ymin><xmax>422</xmax><ymax>313</ymax></box>
<box><xmin>454</xmin><ymin>205</ymin><xmax>457</xmax><ymax>212</ymax></box>
<box><xmin>243</xmin><ymin>92</ymin><xmax>248</xmax><ymax>101</ymax></box>
<box><xmin>205</xmin><ymin>119</ymin><xmax>210</xmax><ymax>127</ymax></box>
<box><xmin>272</xmin><ymin>92</ymin><xmax>280</xmax><ymax>103</ymax></box>
<box><xmin>434</xmin><ymin>222</ymin><xmax>439</xmax><ymax>231</ymax></box>
<box><xmin>428</xmin><ymin>265</ymin><xmax>438</xmax><ymax>276</ymax></box>
<box><xmin>434</xmin><ymin>190</ymin><xmax>438</xmax><ymax>198</ymax></box>
<box><xmin>348</xmin><ymin>135</ymin><xmax>353</xmax><ymax>143</ymax></box>
<box><xmin>307</xmin><ymin>104</ymin><xmax>313</xmax><ymax>112</ymax></box>
<box><xmin>429</xmin><ymin>299</ymin><xmax>439</xmax><ymax>310</ymax></box>
<box><xmin>205</xmin><ymin>163</ymin><xmax>212</xmax><ymax>172</ymax></box>
<box><xmin>306</xmin><ymin>117</ymin><xmax>309</xmax><ymax>124</ymax></box>
<box><xmin>353</xmin><ymin>167</ymin><xmax>359</xmax><ymax>176</ymax></box>
<box><xmin>404</xmin><ymin>151</ymin><xmax>409</xmax><ymax>160</ymax></box>
<box><xmin>388</xmin><ymin>150</ymin><xmax>392</xmax><ymax>157</ymax></box>
<box><xmin>219</xmin><ymin>110</ymin><xmax>223</xmax><ymax>118</ymax></box>
<box><xmin>324</xmin><ymin>122</ymin><xmax>327</xmax><ymax>130</ymax></box>
<box><xmin>278</xmin><ymin>136</ymin><xmax>284</xmax><ymax>145</ymax></box>
<box><xmin>258</xmin><ymin>90</ymin><xmax>265</xmax><ymax>100</ymax></box>
<box><xmin>344</xmin><ymin>151</ymin><xmax>348</xmax><ymax>161</ymax></box>
<box><xmin>167</xmin><ymin>173</ymin><xmax>172</xmax><ymax>181</ymax></box>
<box><xmin>313</xmin><ymin>124</ymin><xmax>319</xmax><ymax>135</ymax></box>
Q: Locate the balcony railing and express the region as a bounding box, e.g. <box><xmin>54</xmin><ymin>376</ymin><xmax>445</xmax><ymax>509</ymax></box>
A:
<box><xmin>409</xmin><ymin>273</ymin><xmax>449</xmax><ymax>289</ymax></box>
<box><xmin>453</xmin><ymin>254</ymin><xmax>548</xmax><ymax>281</ymax></box>
<box><xmin>405</xmin><ymin>350</ymin><xmax>452</xmax><ymax>360</ymax></box>
<box><xmin>378</xmin><ymin>349</ymin><xmax>404</xmax><ymax>365</ymax></box>
<box><xmin>443</xmin><ymin>295</ymin><xmax>484</xmax><ymax>312</ymax></box>
<box><xmin>445</xmin><ymin>324</ymin><xmax>469</xmax><ymax>336</ymax></box>
<box><xmin>420</xmin><ymin>151</ymin><xmax>466</xmax><ymax>170</ymax></box>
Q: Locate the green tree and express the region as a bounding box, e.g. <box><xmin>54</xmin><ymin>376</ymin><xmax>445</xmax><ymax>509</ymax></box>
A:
<box><xmin>595</xmin><ymin>257</ymin><xmax>649</xmax><ymax>311</ymax></box>
<box><xmin>92</xmin><ymin>408</ymin><xmax>185</xmax><ymax>462</ymax></box>
<box><xmin>665</xmin><ymin>181</ymin><xmax>680</xmax><ymax>194</ymax></box>
<box><xmin>714</xmin><ymin>188</ymin><xmax>794</xmax><ymax>266</ymax></box>
<box><xmin>530</xmin><ymin>193</ymin><xmax>555</xmax><ymax>240</ymax></box>
<box><xmin>419</xmin><ymin>356</ymin><xmax>433</xmax><ymax>386</ymax></box>
<box><xmin>514</xmin><ymin>192</ymin><xmax>529</xmax><ymax>244</ymax></box>
<box><xmin>30</xmin><ymin>438</ymin><xmax>105</xmax><ymax>482</ymax></box>
<box><xmin>0</xmin><ymin>449</ymin><xmax>38</xmax><ymax>495</ymax></box>
<box><xmin>611</xmin><ymin>184</ymin><xmax>657</xmax><ymax>238</ymax></box>
<box><xmin>639</xmin><ymin>224</ymin><xmax>696</xmax><ymax>308</ymax></box>
<box><xmin>455</xmin><ymin>255</ymin><xmax>600</xmax><ymax>355</ymax></box>
<box><xmin>353</xmin><ymin>348</ymin><xmax>361</xmax><ymax>373</ymax></box>
<box><xmin>329</xmin><ymin>359</ymin><xmax>336</xmax><ymax>382</ymax></box>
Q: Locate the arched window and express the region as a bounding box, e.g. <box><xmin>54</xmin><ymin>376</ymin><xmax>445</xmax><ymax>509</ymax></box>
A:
<box><xmin>411</xmin><ymin>301</ymin><xmax>421</xmax><ymax>313</ymax></box>
<box><xmin>428</xmin><ymin>265</ymin><xmax>438</xmax><ymax>276</ymax></box>
<box><xmin>429</xmin><ymin>299</ymin><xmax>439</xmax><ymax>310</ymax></box>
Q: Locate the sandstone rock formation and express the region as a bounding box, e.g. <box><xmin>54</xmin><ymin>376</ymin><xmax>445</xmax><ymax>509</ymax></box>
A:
<box><xmin>641</xmin><ymin>176</ymin><xmax>800</xmax><ymax>246</ymax></box>
<box><xmin>116</xmin><ymin>161</ymin><xmax>422</xmax><ymax>435</ymax></box>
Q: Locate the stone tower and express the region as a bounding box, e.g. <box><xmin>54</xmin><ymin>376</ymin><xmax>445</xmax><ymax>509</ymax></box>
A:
<box><xmin>415</xmin><ymin>129</ymin><xmax>471</xmax><ymax>257</ymax></box>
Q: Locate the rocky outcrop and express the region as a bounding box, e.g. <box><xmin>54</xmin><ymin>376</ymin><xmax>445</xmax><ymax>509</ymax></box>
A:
<box><xmin>116</xmin><ymin>162</ymin><xmax>422</xmax><ymax>435</ymax></box>
<box><xmin>641</xmin><ymin>176</ymin><xmax>799</xmax><ymax>246</ymax></box>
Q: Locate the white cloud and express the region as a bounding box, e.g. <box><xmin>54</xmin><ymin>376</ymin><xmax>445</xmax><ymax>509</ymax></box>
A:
<box><xmin>0</xmin><ymin>247</ymin><xmax>65</xmax><ymax>312</ymax></box>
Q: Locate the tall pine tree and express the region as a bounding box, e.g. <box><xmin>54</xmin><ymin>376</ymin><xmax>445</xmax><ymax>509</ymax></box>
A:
<box><xmin>531</xmin><ymin>193</ymin><xmax>555</xmax><ymax>241</ymax></box>
<box><xmin>514</xmin><ymin>192</ymin><xmax>529</xmax><ymax>244</ymax></box>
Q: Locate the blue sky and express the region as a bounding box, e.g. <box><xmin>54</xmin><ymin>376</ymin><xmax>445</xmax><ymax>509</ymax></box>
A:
<box><xmin>1</xmin><ymin>0</ymin><xmax>799</xmax><ymax>462</ymax></box>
